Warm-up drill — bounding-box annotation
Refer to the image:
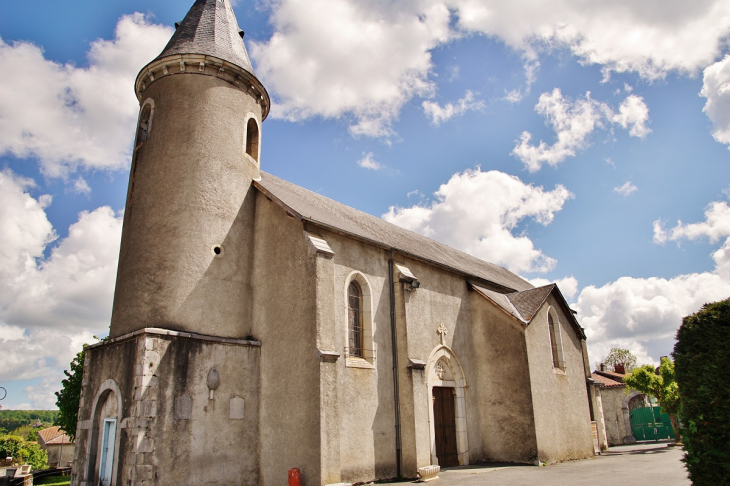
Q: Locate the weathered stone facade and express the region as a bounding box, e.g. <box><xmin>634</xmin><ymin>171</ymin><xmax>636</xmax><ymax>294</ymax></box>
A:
<box><xmin>73</xmin><ymin>1</ymin><xmax>597</xmax><ymax>485</ymax></box>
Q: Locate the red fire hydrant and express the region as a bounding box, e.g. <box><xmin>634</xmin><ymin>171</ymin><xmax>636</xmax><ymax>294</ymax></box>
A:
<box><xmin>288</xmin><ymin>468</ymin><xmax>301</xmax><ymax>486</ymax></box>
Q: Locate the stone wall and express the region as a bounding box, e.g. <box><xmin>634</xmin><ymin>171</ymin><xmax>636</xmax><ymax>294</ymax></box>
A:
<box><xmin>524</xmin><ymin>294</ymin><xmax>594</xmax><ymax>463</ymax></box>
<box><xmin>72</xmin><ymin>330</ymin><xmax>260</xmax><ymax>486</ymax></box>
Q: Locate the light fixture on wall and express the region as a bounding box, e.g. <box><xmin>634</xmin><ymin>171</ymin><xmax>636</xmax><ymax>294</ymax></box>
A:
<box><xmin>207</xmin><ymin>368</ymin><xmax>220</xmax><ymax>400</ymax></box>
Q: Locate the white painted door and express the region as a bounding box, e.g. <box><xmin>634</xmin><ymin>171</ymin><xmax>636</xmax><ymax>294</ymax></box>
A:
<box><xmin>99</xmin><ymin>418</ymin><xmax>116</xmax><ymax>486</ymax></box>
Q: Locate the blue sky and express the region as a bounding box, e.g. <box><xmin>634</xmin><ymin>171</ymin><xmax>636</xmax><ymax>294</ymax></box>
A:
<box><xmin>1</xmin><ymin>0</ymin><xmax>729</xmax><ymax>410</ymax></box>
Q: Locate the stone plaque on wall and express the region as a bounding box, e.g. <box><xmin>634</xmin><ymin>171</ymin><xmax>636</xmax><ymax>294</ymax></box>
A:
<box><xmin>174</xmin><ymin>395</ymin><xmax>192</xmax><ymax>420</ymax></box>
<box><xmin>230</xmin><ymin>396</ymin><xmax>245</xmax><ymax>420</ymax></box>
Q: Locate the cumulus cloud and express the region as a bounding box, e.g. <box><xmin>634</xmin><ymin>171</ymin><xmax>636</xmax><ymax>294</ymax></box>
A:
<box><xmin>581</xmin><ymin>197</ymin><xmax>730</xmax><ymax>366</ymax></box>
<box><xmin>250</xmin><ymin>0</ymin><xmax>450</xmax><ymax>138</ymax></box>
<box><xmin>654</xmin><ymin>201</ymin><xmax>730</xmax><ymax>244</ymax></box>
<box><xmin>701</xmin><ymin>55</ymin><xmax>730</xmax><ymax>148</ymax></box>
<box><xmin>249</xmin><ymin>0</ymin><xmax>728</xmax><ymax>137</ymax></box>
<box><xmin>614</xmin><ymin>181</ymin><xmax>638</xmax><ymax>196</ymax></box>
<box><xmin>577</xmin><ymin>272</ymin><xmax>730</xmax><ymax>368</ymax></box>
<box><xmin>74</xmin><ymin>177</ymin><xmax>92</xmax><ymax>195</ymax></box>
<box><xmin>382</xmin><ymin>168</ymin><xmax>573</xmax><ymax>273</ymax></box>
<box><xmin>0</xmin><ymin>171</ymin><xmax>122</xmax><ymax>406</ymax></box>
<box><xmin>0</xmin><ymin>14</ymin><xmax>171</xmax><ymax>177</ymax></box>
<box><xmin>357</xmin><ymin>152</ymin><xmax>384</xmax><ymax>170</ymax></box>
<box><xmin>511</xmin><ymin>89</ymin><xmax>650</xmax><ymax>171</ymax></box>
<box><xmin>422</xmin><ymin>90</ymin><xmax>485</xmax><ymax>125</ymax></box>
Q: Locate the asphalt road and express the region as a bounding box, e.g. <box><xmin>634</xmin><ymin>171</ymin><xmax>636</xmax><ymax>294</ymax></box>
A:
<box><xmin>426</xmin><ymin>442</ymin><xmax>689</xmax><ymax>486</ymax></box>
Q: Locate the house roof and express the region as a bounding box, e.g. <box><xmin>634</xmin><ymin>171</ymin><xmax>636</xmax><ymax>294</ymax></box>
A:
<box><xmin>470</xmin><ymin>282</ymin><xmax>585</xmax><ymax>337</ymax></box>
<box><xmin>37</xmin><ymin>426</ymin><xmax>73</xmax><ymax>445</ymax></box>
<box><xmin>255</xmin><ymin>171</ymin><xmax>534</xmax><ymax>293</ymax></box>
<box><xmin>506</xmin><ymin>284</ymin><xmax>555</xmax><ymax>321</ymax></box>
<box><xmin>592</xmin><ymin>370</ymin><xmax>627</xmax><ymax>388</ymax></box>
<box><xmin>153</xmin><ymin>0</ymin><xmax>255</xmax><ymax>76</ymax></box>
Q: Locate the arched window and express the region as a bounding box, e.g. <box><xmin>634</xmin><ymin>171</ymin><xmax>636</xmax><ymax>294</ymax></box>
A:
<box><xmin>348</xmin><ymin>281</ymin><xmax>363</xmax><ymax>358</ymax></box>
<box><xmin>345</xmin><ymin>272</ymin><xmax>375</xmax><ymax>368</ymax></box>
<box><xmin>135</xmin><ymin>100</ymin><xmax>154</xmax><ymax>149</ymax></box>
<box><xmin>245</xmin><ymin>118</ymin><xmax>259</xmax><ymax>162</ymax></box>
<box><xmin>548</xmin><ymin>308</ymin><xmax>565</xmax><ymax>370</ymax></box>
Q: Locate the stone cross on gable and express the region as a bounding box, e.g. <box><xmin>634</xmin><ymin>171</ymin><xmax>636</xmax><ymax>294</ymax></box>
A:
<box><xmin>437</xmin><ymin>322</ymin><xmax>448</xmax><ymax>345</ymax></box>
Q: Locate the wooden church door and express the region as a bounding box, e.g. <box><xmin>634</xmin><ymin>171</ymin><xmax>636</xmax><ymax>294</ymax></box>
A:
<box><xmin>432</xmin><ymin>386</ymin><xmax>459</xmax><ymax>467</ymax></box>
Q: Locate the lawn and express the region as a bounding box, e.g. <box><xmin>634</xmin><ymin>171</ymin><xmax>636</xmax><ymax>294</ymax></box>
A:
<box><xmin>34</xmin><ymin>476</ymin><xmax>71</xmax><ymax>486</ymax></box>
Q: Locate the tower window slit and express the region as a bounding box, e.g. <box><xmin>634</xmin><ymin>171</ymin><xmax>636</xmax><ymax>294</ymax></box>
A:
<box><xmin>245</xmin><ymin>118</ymin><xmax>259</xmax><ymax>162</ymax></box>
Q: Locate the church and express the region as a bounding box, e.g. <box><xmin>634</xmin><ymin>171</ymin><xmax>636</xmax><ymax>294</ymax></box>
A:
<box><xmin>71</xmin><ymin>1</ymin><xmax>597</xmax><ymax>485</ymax></box>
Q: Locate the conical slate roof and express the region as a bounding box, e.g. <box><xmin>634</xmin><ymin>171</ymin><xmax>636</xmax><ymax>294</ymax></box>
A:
<box><xmin>155</xmin><ymin>0</ymin><xmax>255</xmax><ymax>75</ymax></box>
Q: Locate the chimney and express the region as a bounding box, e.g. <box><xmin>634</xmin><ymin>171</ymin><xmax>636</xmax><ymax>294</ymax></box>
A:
<box><xmin>600</xmin><ymin>363</ymin><xmax>605</xmax><ymax>372</ymax></box>
<box><xmin>614</xmin><ymin>364</ymin><xmax>626</xmax><ymax>374</ymax></box>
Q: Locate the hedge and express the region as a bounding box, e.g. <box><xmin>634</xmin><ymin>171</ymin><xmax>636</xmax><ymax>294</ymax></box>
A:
<box><xmin>674</xmin><ymin>298</ymin><xmax>730</xmax><ymax>485</ymax></box>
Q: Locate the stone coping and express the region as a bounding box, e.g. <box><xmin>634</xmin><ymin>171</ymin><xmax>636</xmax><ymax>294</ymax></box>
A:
<box><xmin>88</xmin><ymin>327</ymin><xmax>262</xmax><ymax>350</ymax></box>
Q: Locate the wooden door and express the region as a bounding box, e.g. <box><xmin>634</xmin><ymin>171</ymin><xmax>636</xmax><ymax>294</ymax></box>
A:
<box><xmin>433</xmin><ymin>386</ymin><xmax>459</xmax><ymax>467</ymax></box>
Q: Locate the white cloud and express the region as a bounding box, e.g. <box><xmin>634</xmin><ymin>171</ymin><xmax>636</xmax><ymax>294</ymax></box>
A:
<box><xmin>577</xmin><ymin>271</ymin><xmax>730</xmax><ymax>368</ymax></box>
<box><xmin>614</xmin><ymin>181</ymin><xmax>638</xmax><ymax>196</ymax></box>
<box><xmin>581</xmin><ymin>197</ymin><xmax>730</xmax><ymax>365</ymax></box>
<box><xmin>249</xmin><ymin>0</ymin><xmax>729</xmax><ymax>137</ymax></box>
<box><xmin>74</xmin><ymin>177</ymin><xmax>92</xmax><ymax>195</ymax></box>
<box><xmin>250</xmin><ymin>0</ymin><xmax>451</xmax><ymax>138</ymax></box>
<box><xmin>0</xmin><ymin>171</ymin><xmax>121</xmax><ymax>405</ymax></box>
<box><xmin>511</xmin><ymin>89</ymin><xmax>650</xmax><ymax>171</ymax></box>
<box><xmin>422</xmin><ymin>90</ymin><xmax>485</xmax><ymax>124</ymax></box>
<box><xmin>701</xmin><ymin>55</ymin><xmax>730</xmax><ymax>148</ymax></box>
<box><xmin>0</xmin><ymin>14</ymin><xmax>172</xmax><ymax>177</ymax></box>
<box><xmin>451</xmin><ymin>0</ymin><xmax>730</xmax><ymax>81</ymax></box>
<box><xmin>654</xmin><ymin>201</ymin><xmax>730</xmax><ymax>244</ymax></box>
<box><xmin>357</xmin><ymin>152</ymin><xmax>384</xmax><ymax>170</ymax></box>
<box><xmin>611</xmin><ymin>95</ymin><xmax>651</xmax><ymax>138</ymax></box>
<box><xmin>382</xmin><ymin>168</ymin><xmax>573</xmax><ymax>273</ymax></box>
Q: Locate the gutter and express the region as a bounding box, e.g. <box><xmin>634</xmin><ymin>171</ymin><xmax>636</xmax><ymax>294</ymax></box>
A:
<box><xmin>388</xmin><ymin>252</ymin><xmax>403</xmax><ymax>477</ymax></box>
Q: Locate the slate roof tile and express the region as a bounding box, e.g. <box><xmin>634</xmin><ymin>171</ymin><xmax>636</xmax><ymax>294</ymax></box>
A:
<box><xmin>155</xmin><ymin>0</ymin><xmax>255</xmax><ymax>75</ymax></box>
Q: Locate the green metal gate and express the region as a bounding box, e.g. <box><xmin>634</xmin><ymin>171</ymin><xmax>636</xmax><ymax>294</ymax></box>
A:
<box><xmin>629</xmin><ymin>406</ymin><xmax>675</xmax><ymax>441</ymax></box>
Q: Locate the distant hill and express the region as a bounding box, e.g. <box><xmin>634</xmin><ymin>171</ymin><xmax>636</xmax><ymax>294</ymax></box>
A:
<box><xmin>0</xmin><ymin>410</ymin><xmax>59</xmax><ymax>435</ymax></box>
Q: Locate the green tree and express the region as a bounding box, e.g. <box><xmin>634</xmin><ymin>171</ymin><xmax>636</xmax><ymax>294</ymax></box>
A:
<box><xmin>55</xmin><ymin>350</ymin><xmax>85</xmax><ymax>442</ymax></box>
<box><xmin>674</xmin><ymin>298</ymin><xmax>730</xmax><ymax>485</ymax></box>
<box><xmin>623</xmin><ymin>357</ymin><xmax>681</xmax><ymax>442</ymax></box>
<box><xmin>598</xmin><ymin>347</ymin><xmax>638</xmax><ymax>373</ymax></box>
<box><xmin>0</xmin><ymin>435</ymin><xmax>48</xmax><ymax>471</ymax></box>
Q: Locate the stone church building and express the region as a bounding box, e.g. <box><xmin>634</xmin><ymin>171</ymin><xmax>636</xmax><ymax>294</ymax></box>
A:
<box><xmin>72</xmin><ymin>1</ymin><xmax>597</xmax><ymax>484</ymax></box>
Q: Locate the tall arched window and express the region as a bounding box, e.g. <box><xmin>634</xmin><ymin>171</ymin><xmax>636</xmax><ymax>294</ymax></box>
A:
<box><xmin>245</xmin><ymin>118</ymin><xmax>259</xmax><ymax>162</ymax></box>
<box><xmin>547</xmin><ymin>309</ymin><xmax>565</xmax><ymax>370</ymax></box>
<box><xmin>135</xmin><ymin>101</ymin><xmax>154</xmax><ymax>148</ymax></box>
<box><xmin>348</xmin><ymin>281</ymin><xmax>363</xmax><ymax>358</ymax></box>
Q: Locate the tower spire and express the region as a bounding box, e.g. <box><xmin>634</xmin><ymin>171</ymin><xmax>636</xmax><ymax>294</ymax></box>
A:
<box><xmin>135</xmin><ymin>0</ymin><xmax>269</xmax><ymax>118</ymax></box>
<box><xmin>156</xmin><ymin>0</ymin><xmax>255</xmax><ymax>75</ymax></box>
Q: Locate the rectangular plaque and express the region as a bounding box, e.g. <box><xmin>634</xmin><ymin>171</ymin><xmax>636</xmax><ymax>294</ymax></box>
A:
<box><xmin>174</xmin><ymin>395</ymin><xmax>192</xmax><ymax>420</ymax></box>
<box><xmin>229</xmin><ymin>396</ymin><xmax>245</xmax><ymax>420</ymax></box>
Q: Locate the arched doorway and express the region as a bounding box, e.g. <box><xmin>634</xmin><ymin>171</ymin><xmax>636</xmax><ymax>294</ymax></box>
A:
<box><xmin>426</xmin><ymin>346</ymin><xmax>469</xmax><ymax>467</ymax></box>
<box><xmin>83</xmin><ymin>379</ymin><xmax>123</xmax><ymax>486</ymax></box>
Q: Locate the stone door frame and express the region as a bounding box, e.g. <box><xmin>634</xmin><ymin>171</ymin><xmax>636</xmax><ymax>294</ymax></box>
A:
<box><xmin>426</xmin><ymin>345</ymin><xmax>469</xmax><ymax>467</ymax></box>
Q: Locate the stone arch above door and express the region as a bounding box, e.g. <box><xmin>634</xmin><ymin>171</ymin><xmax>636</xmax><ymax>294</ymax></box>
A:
<box><xmin>426</xmin><ymin>345</ymin><xmax>469</xmax><ymax>467</ymax></box>
<box><xmin>83</xmin><ymin>379</ymin><xmax>123</xmax><ymax>485</ymax></box>
<box><xmin>622</xmin><ymin>390</ymin><xmax>644</xmax><ymax>444</ymax></box>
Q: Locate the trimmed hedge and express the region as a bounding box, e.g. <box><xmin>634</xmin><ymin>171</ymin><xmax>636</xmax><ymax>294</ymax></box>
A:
<box><xmin>674</xmin><ymin>298</ymin><xmax>730</xmax><ymax>485</ymax></box>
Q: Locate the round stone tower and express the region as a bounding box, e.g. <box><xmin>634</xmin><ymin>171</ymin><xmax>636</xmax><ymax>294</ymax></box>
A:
<box><xmin>110</xmin><ymin>0</ymin><xmax>270</xmax><ymax>339</ymax></box>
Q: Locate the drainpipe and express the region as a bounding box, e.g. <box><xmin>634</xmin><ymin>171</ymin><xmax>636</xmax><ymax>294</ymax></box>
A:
<box><xmin>388</xmin><ymin>251</ymin><xmax>402</xmax><ymax>477</ymax></box>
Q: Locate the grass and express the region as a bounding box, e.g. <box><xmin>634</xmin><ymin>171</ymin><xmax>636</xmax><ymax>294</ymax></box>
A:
<box><xmin>35</xmin><ymin>476</ymin><xmax>71</xmax><ymax>486</ymax></box>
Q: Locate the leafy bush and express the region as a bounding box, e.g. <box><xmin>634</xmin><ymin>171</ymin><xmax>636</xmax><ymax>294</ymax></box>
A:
<box><xmin>0</xmin><ymin>435</ymin><xmax>48</xmax><ymax>471</ymax></box>
<box><xmin>674</xmin><ymin>298</ymin><xmax>730</xmax><ymax>485</ymax></box>
<box><xmin>55</xmin><ymin>350</ymin><xmax>85</xmax><ymax>442</ymax></box>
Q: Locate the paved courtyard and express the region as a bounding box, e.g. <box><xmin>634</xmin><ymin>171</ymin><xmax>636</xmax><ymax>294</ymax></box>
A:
<box><xmin>414</xmin><ymin>441</ymin><xmax>689</xmax><ymax>486</ymax></box>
